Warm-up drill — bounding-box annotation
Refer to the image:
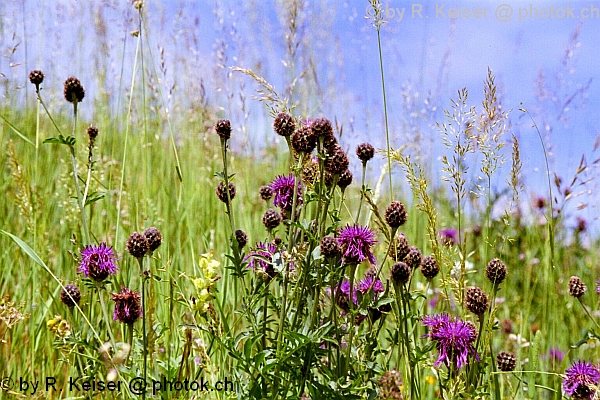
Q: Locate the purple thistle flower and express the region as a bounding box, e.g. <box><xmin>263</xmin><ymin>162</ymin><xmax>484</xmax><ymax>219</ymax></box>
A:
<box><xmin>357</xmin><ymin>275</ymin><xmax>385</xmax><ymax>295</ymax></box>
<box><xmin>337</xmin><ymin>224</ymin><xmax>377</xmax><ymax>265</ymax></box>
<box><xmin>422</xmin><ymin>313</ymin><xmax>478</xmax><ymax>369</ymax></box>
<box><xmin>244</xmin><ymin>242</ymin><xmax>279</xmax><ymax>278</ymax></box>
<box><xmin>269</xmin><ymin>175</ymin><xmax>302</xmax><ymax>211</ymax></box>
<box><xmin>77</xmin><ymin>243</ymin><xmax>119</xmax><ymax>282</ymax></box>
<box><xmin>562</xmin><ymin>360</ymin><xmax>600</xmax><ymax>399</ymax></box>
<box><xmin>596</xmin><ymin>279</ymin><xmax>600</xmax><ymax>295</ymax></box>
<box><xmin>440</xmin><ymin>228</ymin><xmax>457</xmax><ymax>246</ymax></box>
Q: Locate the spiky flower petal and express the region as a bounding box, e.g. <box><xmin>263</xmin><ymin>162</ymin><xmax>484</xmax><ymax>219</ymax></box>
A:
<box><xmin>337</xmin><ymin>224</ymin><xmax>377</xmax><ymax>265</ymax></box>
<box><xmin>78</xmin><ymin>243</ymin><xmax>119</xmax><ymax>282</ymax></box>
<box><xmin>270</xmin><ymin>175</ymin><xmax>302</xmax><ymax>211</ymax></box>
<box><xmin>422</xmin><ymin>313</ymin><xmax>478</xmax><ymax>369</ymax></box>
<box><xmin>562</xmin><ymin>360</ymin><xmax>600</xmax><ymax>399</ymax></box>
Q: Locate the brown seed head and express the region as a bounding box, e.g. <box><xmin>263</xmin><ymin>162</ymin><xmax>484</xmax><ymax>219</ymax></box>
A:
<box><xmin>486</xmin><ymin>258</ymin><xmax>507</xmax><ymax>285</ymax></box>
<box><xmin>311</xmin><ymin>116</ymin><xmax>334</xmax><ymax>138</ymax></box>
<box><xmin>324</xmin><ymin>145</ymin><xmax>349</xmax><ymax>175</ymax></box>
<box><xmin>273</xmin><ymin>112</ymin><xmax>296</xmax><ymax>137</ymax></box>
<box><xmin>356</xmin><ymin>143</ymin><xmax>375</xmax><ymax>164</ymax></box>
<box><xmin>420</xmin><ymin>255</ymin><xmax>440</xmax><ymax>279</ymax></box>
<box><xmin>292</xmin><ymin>125</ymin><xmax>317</xmax><ymax>154</ymax></box>
<box><xmin>60</xmin><ymin>284</ymin><xmax>81</xmax><ymax>308</ymax></box>
<box><xmin>126</xmin><ymin>232</ymin><xmax>150</xmax><ymax>259</ymax></box>
<box><xmin>568</xmin><ymin>276</ymin><xmax>587</xmax><ymax>298</ymax></box>
<box><xmin>215</xmin><ymin>119</ymin><xmax>231</xmax><ymax>140</ymax></box>
<box><xmin>390</xmin><ymin>261</ymin><xmax>411</xmax><ymax>285</ymax></box>
<box><xmin>29</xmin><ymin>70</ymin><xmax>44</xmax><ymax>86</ymax></box>
<box><xmin>388</xmin><ymin>233</ymin><xmax>410</xmax><ymax>261</ymax></box>
<box><xmin>385</xmin><ymin>201</ymin><xmax>408</xmax><ymax>229</ymax></box>
<box><xmin>496</xmin><ymin>351</ymin><xmax>517</xmax><ymax>372</ymax></box>
<box><xmin>259</xmin><ymin>185</ymin><xmax>273</xmax><ymax>201</ymax></box>
<box><xmin>320</xmin><ymin>236</ymin><xmax>341</xmax><ymax>259</ymax></box>
<box><xmin>234</xmin><ymin>230</ymin><xmax>248</xmax><ymax>249</ymax></box>
<box><xmin>465</xmin><ymin>287</ymin><xmax>489</xmax><ymax>316</ymax></box>
<box><xmin>143</xmin><ymin>227</ymin><xmax>162</xmax><ymax>252</ymax></box>
<box><xmin>216</xmin><ymin>181</ymin><xmax>236</xmax><ymax>204</ymax></box>
<box><xmin>337</xmin><ymin>169</ymin><xmax>353</xmax><ymax>189</ymax></box>
<box><xmin>262</xmin><ymin>209</ymin><xmax>282</xmax><ymax>230</ymax></box>
<box><xmin>64</xmin><ymin>76</ymin><xmax>85</xmax><ymax>103</ymax></box>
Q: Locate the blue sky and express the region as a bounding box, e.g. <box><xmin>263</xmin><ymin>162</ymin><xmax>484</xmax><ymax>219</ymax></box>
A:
<box><xmin>2</xmin><ymin>0</ymin><xmax>600</xmax><ymax>232</ymax></box>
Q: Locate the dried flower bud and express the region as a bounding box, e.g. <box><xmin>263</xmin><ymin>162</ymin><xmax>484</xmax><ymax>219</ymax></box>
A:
<box><xmin>390</xmin><ymin>261</ymin><xmax>411</xmax><ymax>285</ymax></box>
<box><xmin>385</xmin><ymin>201</ymin><xmax>407</xmax><ymax>229</ymax></box>
<box><xmin>216</xmin><ymin>181</ymin><xmax>236</xmax><ymax>204</ymax></box>
<box><xmin>273</xmin><ymin>113</ymin><xmax>296</xmax><ymax>137</ymax></box>
<box><xmin>259</xmin><ymin>185</ymin><xmax>273</xmax><ymax>201</ymax></box>
<box><xmin>496</xmin><ymin>351</ymin><xmax>517</xmax><ymax>372</ymax></box>
<box><xmin>215</xmin><ymin>119</ymin><xmax>231</xmax><ymax>140</ymax></box>
<box><xmin>465</xmin><ymin>287</ymin><xmax>489</xmax><ymax>316</ymax></box>
<box><xmin>486</xmin><ymin>258</ymin><xmax>507</xmax><ymax>285</ymax></box>
<box><xmin>60</xmin><ymin>284</ymin><xmax>81</xmax><ymax>308</ymax></box>
<box><xmin>29</xmin><ymin>70</ymin><xmax>44</xmax><ymax>86</ymax></box>
<box><xmin>356</xmin><ymin>143</ymin><xmax>375</xmax><ymax>163</ymax></box>
<box><xmin>388</xmin><ymin>233</ymin><xmax>410</xmax><ymax>261</ymax></box>
<box><xmin>291</xmin><ymin>125</ymin><xmax>317</xmax><ymax>154</ymax></box>
<box><xmin>337</xmin><ymin>169</ymin><xmax>353</xmax><ymax>190</ymax></box>
<box><xmin>420</xmin><ymin>255</ymin><xmax>440</xmax><ymax>279</ymax></box>
<box><xmin>320</xmin><ymin>236</ymin><xmax>341</xmax><ymax>259</ymax></box>
<box><xmin>126</xmin><ymin>232</ymin><xmax>150</xmax><ymax>259</ymax></box>
<box><xmin>235</xmin><ymin>230</ymin><xmax>248</xmax><ymax>249</ymax></box>
<box><xmin>311</xmin><ymin>116</ymin><xmax>333</xmax><ymax>138</ymax></box>
<box><xmin>568</xmin><ymin>276</ymin><xmax>586</xmax><ymax>298</ymax></box>
<box><xmin>262</xmin><ymin>209</ymin><xmax>282</xmax><ymax>230</ymax></box>
<box><xmin>143</xmin><ymin>227</ymin><xmax>162</xmax><ymax>252</ymax></box>
<box><xmin>64</xmin><ymin>76</ymin><xmax>85</xmax><ymax>103</ymax></box>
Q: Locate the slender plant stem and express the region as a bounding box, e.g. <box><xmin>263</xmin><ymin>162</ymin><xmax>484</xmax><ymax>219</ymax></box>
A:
<box><xmin>137</xmin><ymin>257</ymin><xmax>148</xmax><ymax>400</ymax></box>
<box><xmin>376</xmin><ymin>25</ymin><xmax>393</xmax><ymax>203</ymax></box>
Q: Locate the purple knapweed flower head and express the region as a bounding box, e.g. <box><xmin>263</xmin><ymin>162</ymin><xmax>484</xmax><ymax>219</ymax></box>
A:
<box><xmin>269</xmin><ymin>175</ymin><xmax>302</xmax><ymax>211</ymax></box>
<box><xmin>562</xmin><ymin>360</ymin><xmax>600</xmax><ymax>399</ymax></box>
<box><xmin>329</xmin><ymin>279</ymin><xmax>357</xmax><ymax>313</ymax></box>
<box><xmin>244</xmin><ymin>242</ymin><xmax>279</xmax><ymax>279</ymax></box>
<box><xmin>78</xmin><ymin>243</ymin><xmax>119</xmax><ymax>282</ymax></box>
<box><xmin>357</xmin><ymin>275</ymin><xmax>385</xmax><ymax>296</ymax></box>
<box><xmin>422</xmin><ymin>313</ymin><xmax>478</xmax><ymax>369</ymax></box>
<box><xmin>440</xmin><ymin>228</ymin><xmax>457</xmax><ymax>246</ymax></box>
<box><xmin>337</xmin><ymin>224</ymin><xmax>377</xmax><ymax>265</ymax></box>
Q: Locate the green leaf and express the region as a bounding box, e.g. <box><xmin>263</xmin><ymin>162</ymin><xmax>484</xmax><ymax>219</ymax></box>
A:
<box><xmin>84</xmin><ymin>191</ymin><xmax>105</xmax><ymax>207</ymax></box>
<box><xmin>527</xmin><ymin>330</ymin><xmax>542</xmax><ymax>399</ymax></box>
<box><xmin>0</xmin><ymin>113</ymin><xmax>34</xmax><ymax>146</ymax></box>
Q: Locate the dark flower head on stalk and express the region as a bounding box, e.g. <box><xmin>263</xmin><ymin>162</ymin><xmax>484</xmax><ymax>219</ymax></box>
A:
<box><xmin>234</xmin><ymin>229</ymin><xmax>248</xmax><ymax>249</ymax></box>
<box><xmin>29</xmin><ymin>70</ymin><xmax>44</xmax><ymax>86</ymax></box>
<box><xmin>310</xmin><ymin>116</ymin><xmax>334</xmax><ymax>138</ymax></box>
<box><xmin>262</xmin><ymin>209</ymin><xmax>282</xmax><ymax>230</ymax></box>
<box><xmin>60</xmin><ymin>284</ymin><xmax>81</xmax><ymax>308</ymax></box>
<box><xmin>486</xmin><ymin>258</ymin><xmax>507</xmax><ymax>285</ymax></box>
<box><xmin>569</xmin><ymin>276</ymin><xmax>587</xmax><ymax>298</ymax></box>
<box><xmin>143</xmin><ymin>227</ymin><xmax>162</xmax><ymax>253</ymax></box>
<box><xmin>216</xmin><ymin>181</ymin><xmax>236</xmax><ymax>204</ymax></box>
<box><xmin>337</xmin><ymin>169</ymin><xmax>353</xmax><ymax>190</ymax></box>
<box><xmin>337</xmin><ymin>224</ymin><xmax>377</xmax><ymax>265</ymax></box>
<box><xmin>496</xmin><ymin>351</ymin><xmax>517</xmax><ymax>372</ymax></box>
<box><xmin>291</xmin><ymin>123</ymin><xmax>317</xmax><ymax>154</ymax></box>
<box><xmin>273</xmin><ymin>112</ymin><xmax>296</xmax><ymax>137</ymax></box>
<box><xmin>78</xmin><ymin>243</ymin><xmax>119</xmax><ymax>282</ymax></box>
<box><xmin>259</xmin><ymin>185</ymin><xmax>273</xmax><ymax>201</ymax></box>
<box><xmin>356</xmin><ymin>142</ymin><xmax>375</xmax><ymax>164</ymax></box>
<box><xmin>562</xmin><ymin>360</ymin><xmax>600</xmax><ymax>399</ymax></box>
<box><xmin>404</xmin><ymin>246</ymin><xmax>422</xmax><ymax>269</ymax></box>
<box><xmin>64</xmin><ymin>76</ymin><xmax>85</xmax><ymax>103</ymax></box>
<box><xmin>320</xmin><ymin>236</ymin><xmax>341</xmax><ymax>259</ymax></box>
<box><xmin>126</xmin><ymin>232</ymin><xmax>150</xmax><ymax>259</ymax></box>
<box><xmin>390</xmin><ymin>261</ymin><xmax>411</xmax><ymax>285</ymax></box>
<box><xmin>87</xmin><ymin>125</ymin><xmax>99</xmax><ymax>142</ymax></box>
<box><xmin>214</xmin><ymin>119</ymin><xmax>231</xmax><ymax>140</ymax></box>
<box><xmin>388</xmin><ymin>233</ymin><xmax>410</xmax><ymax>261</ymax></box>
<box><xmin>324</xmin><ymin>145</ymin><xmax>349</xmax><ymax>175</ymax></box>
<box><xmin>111</xmin><ymin>287</ymin><xmax>142</xmax><ymax>324</ymax></box>
<box><xmin>465</xmin><ymin>286</ymin><xmax>489</xmax><ymax>316</ymax></box>
<box><xmin>330</xmin><ymin>279</ymin><xmax>357</xmax><ymax>312</ymax></box>
<box><xmin>422</xmin><ymin>313</ymin><xmax>478</xmax><ymax>369</ymax></box>
<box><xmin>420</xmin><ymin>255</ymin><xmax>440</xmax><ymax>279</ymax></box>
<box><xmin>269</xmin><ymin>175</ymin><xmax>302</xmax><ymax>211</ymax></box>
<box><xmin>385</xmin><ymin>201</ymin><xmax>407</xmax><ymax>229</ymax></box>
